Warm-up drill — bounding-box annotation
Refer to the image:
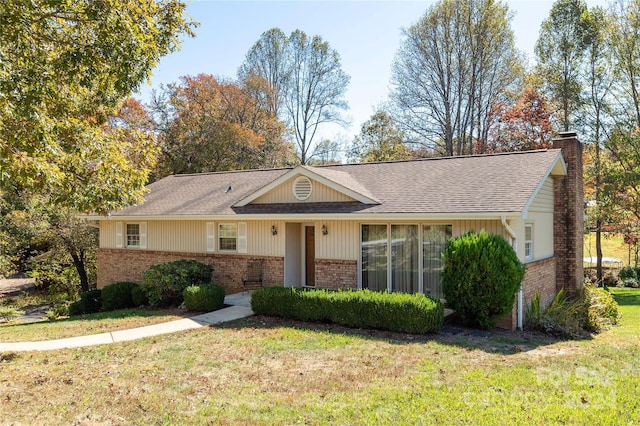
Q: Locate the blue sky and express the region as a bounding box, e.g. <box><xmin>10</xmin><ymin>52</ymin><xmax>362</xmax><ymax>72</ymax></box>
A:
<box><xmin>137</xmin><ymin>0</ymin><xmax>608</xmax><ymax>146</ymax></box>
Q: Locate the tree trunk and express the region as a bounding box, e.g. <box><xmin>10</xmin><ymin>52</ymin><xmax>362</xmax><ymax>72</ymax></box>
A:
<box><xmin>70</xmin><ymin>251</ymin><xmax>89</xmax><ymax>293</ymax></box>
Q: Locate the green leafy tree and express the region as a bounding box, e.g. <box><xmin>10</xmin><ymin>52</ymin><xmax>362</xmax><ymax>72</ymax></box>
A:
<box><xmin>350</xmin><ymin>111</ymin><xmax>413</xmax><ymax>162</ymax></box>
<box><xmin>609</xmin><ymin>0</ymin><xmax>640</xmax><ymax>128</ymax></box>
<box><xmin>581</xmin><ymin>6</ymin><xmax>613</xmax><ymax>282</ymax></box>
<box><xmin>1</xmin><ymin>191</ymin><xmax>98</xmax><ymax>293</ymax></box>
<box><xmin>0</xmin><ymin>0</ymin><xmax>194</xmax><ymax>213</ymax></box>
<box><xmin>391</xmin><ymin>0</ymin><xmax>523</xmax><ymax>156</ymax></box>
<box><xmin>535</xmin><ymin>0</ymin><xmax>590</xmax><ymax>131</ymax></box>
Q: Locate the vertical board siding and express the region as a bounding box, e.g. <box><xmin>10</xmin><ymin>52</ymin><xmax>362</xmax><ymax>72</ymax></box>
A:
<box><xmin>528</xmin><ymin>212</ymin><xmax>554</xmax><ymax>259</ymax></box>
<box><xmin>455</xmin><ymin>220</ymin><xmax>506</xmax><ymax>237</ymax></box>
<box><xmin>529</xmin><ymin>178</ymin><xmax>554</xmax><ymax>213</ymax></box>
<box><xmin>253</xmin><ymin>177</ymin><xmax>353</xmax><ymax>204</ymax></box>
<box><xmin>101</xmin><ymin>221</ymin><xmax>117</xmax><ymax>248</ymax></box>
<box><xmin>147</xmin><ymin>221</ymin><xmax>207</xmax><ymax>253</ymax></box>
<box><xmin>316</xmin><ymin>220</ymin><xmax>359</xmax><ymax>260</ymax></box>
<box><xmin>247</xmin><ymin>220</ymin><xmax>285</xmax><ymax>256</ymax></box>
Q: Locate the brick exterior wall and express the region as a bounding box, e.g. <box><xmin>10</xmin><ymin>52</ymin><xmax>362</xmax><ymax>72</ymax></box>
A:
<box><xmin>97</xmin><ymin>249</ymin><xmax>284</xmax><ymax>295</ymax></box>
<box><xmin>496</xmin><ymin>256</ymin><xmax>557</xmax><ymax>330</ymax></box>
<box><xmin>314</xmin><ymin>259</ymin><xmax>358</xmax><ymax>289</ymax></box>
<box><xmin>553</xmin><ymin>133</ymin><xmax>584</xmax><ymax>293</ymax></box>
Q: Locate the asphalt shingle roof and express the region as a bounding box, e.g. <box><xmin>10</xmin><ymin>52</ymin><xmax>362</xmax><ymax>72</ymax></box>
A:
<box><xmin>108</xmin><ymin>149</ymin><xmax>564</xmax><ymax>217</ymax></box>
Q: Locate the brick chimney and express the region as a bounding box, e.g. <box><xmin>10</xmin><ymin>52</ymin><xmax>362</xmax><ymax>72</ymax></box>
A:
<box><xmin>553</xmin><ymin>132</ymin><xmax>584</xmax><ymax>292</ymax></box>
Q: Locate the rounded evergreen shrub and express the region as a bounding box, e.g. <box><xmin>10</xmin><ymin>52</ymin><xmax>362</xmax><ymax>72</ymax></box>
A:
<box><xmin>101</xmin><ymin>282</ymin><xmax>138</xmax><ymax>311</ymax></box>
<box><xmin>183</xmin><ymin>284</ymin><xmax>225</xmax><ymax>312</ymax></box>
<box><xmin>69</xmin><ymin>289</ymin><xmax>102</xmax><ymax>316</ymax></box>
<box><xmin>143</xmin><ymin>260</ymin><xmax>213</xmax><ymax>306</ymax></box>
<box><xmin>617</xmin><ymin>266</ymin><xmax>639</xmax><ymax>287</ymax></box>
<box><xmin>131</xmin><ymin>284</ymin><xmax>150</xmax><ymax>307</ymax></box>
<box><xmin>441</xmin><ymin>230</ymin><xmax>525</xmax><ymax>328</ymax></box>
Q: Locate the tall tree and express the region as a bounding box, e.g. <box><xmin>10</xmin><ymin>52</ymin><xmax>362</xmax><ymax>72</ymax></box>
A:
<box><xmin>240</xmin><ymin>28</ymin><xmax>350</xmax><ymax>164</ymax></box>
<box><xmin>609</xmin><ymin>0</ymin><xmax>640</xmax><ymax>128</ymax></box>
<box><xmin>238</xmin><ymin>28</ymin><xmax>289</xmax><ymax>118</ymax></box>
<box><xmin>0</xmin><ymin>0</ymin><xmax>194</xmax><ymax>213</ymax></box>
<box><xmin>581</xmin><ymin>6</ymin><xmax>614</xmax><ymax>282</ymax></box>
<box><xmin>535</xmin><ymin>0</ymin><xmax>590</xmax><ymax>132</ymax></box>
<box><xmin>350</xmin><ymin>111</ymin><xmax>412</xmax><ymax>162</ymax></box>
<box><xmin>391</xmin><ymin>0</ymin><xmax>523</xmax><ymax>156</ymax></box>
<box><xmin>286</xmin><ymin>30</ymin><xmax>350</xmax><ymax>164</ymax></box>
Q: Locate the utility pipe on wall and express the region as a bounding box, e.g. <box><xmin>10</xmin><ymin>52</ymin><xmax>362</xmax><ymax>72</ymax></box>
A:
<box><xmin>501</xmin><ymin>216</ymin><xmax>523</xmax><ymax>330</ymax></box>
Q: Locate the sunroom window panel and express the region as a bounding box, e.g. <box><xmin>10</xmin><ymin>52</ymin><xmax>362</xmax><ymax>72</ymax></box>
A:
<box><xmin>422</xmin><ymin>225</ymin><xmax>452</xmax><ymax>299</ymax></box>
<box><xmin>391</xmin><ymin>225</ymin><xmax>419</xmax><ymax>293</ymax></box>
<box><xmin>361</xmin><ymin>225</ymin><xmax>387</xmax><ymax>291</ymax></box>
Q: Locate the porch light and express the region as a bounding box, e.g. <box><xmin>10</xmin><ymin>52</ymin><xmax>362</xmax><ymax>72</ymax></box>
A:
<box><xmin>271</xmin><ymin>225</ymin><xmax>278</xmax><ymax>236</ymax></box>
<box><xmin>322</xmin><ymin>224</ymin><xmax>328</xmax><ymax>236</ymax></box>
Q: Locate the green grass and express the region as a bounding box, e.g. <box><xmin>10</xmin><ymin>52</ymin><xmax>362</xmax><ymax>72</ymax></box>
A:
<box><xmin>0</xmin><ymin>309</ymin><xmax>187</xmax><ymax>342</ymax></box>
<box><xmin>584</xmin><ymin>232</ymin><xmax>631</xmax><ymax>265</ymax></box>
<box><xmin>0</xmin><ymin>289</ymin><xmax>638</xmax><ymax>424</ymax></box>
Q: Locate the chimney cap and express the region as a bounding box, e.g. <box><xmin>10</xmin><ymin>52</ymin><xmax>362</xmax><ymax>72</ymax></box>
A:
<box><xmin>558</xmin><ymin>131</ymin><xmax>577</xmax><ymax>138</ymax></box>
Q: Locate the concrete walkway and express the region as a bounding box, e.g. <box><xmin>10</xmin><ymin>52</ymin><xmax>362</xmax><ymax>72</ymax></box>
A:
<box><xmin>0</xmin><ymin>292</ymin><xmax>253</xmax><ymax>352</ymax></box>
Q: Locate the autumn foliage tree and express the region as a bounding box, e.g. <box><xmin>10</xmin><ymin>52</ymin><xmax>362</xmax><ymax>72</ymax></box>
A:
<box><xmin>485</xmin><ymin>88</ymin><xmax>555</xmax><ymax>152</ymax></box>
<box><xmin>151</xmin><ymin>74</ymin><xmax>293</xmax><ymax>178</ymax></box>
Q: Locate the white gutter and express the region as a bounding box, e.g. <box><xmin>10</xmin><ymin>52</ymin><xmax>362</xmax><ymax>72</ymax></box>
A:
<box><xmin>80</xmin><ymin>212</ymin><xmax>522</xmax><ymax>222</ymax></box>
<box><xmin>502</xmin><ymin>216</ymin><xmax>523</xmax><ymax>330</ymax></box>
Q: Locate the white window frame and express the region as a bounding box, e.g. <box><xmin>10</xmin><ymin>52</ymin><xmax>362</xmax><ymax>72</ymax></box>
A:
<box><xmin>524</xmin><ymin>224</ymin><xmax>533</xmax><ymax>261</ymax></box>
<box><xmin>218</xmin><ymin>223</ymin><xmax>238</xmax><ymax>252</ymax></box>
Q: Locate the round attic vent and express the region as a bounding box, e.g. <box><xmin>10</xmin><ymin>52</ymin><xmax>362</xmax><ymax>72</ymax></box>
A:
<box><xmin>293</xmin><ymin>176</ymin><xmax>312</xmax><ymax>200</ymax></box>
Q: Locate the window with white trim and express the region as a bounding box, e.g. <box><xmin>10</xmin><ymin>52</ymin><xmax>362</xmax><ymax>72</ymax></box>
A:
<box><xmin>218</xmin><ymin>224</ymin><xmax>237</xmax><ymax>251</ymax></box>
<box><xmin>126</xmin><ymin>223</ymin><xmax>140</xmax><ymax>248</ymax></box>
<box><xmin>524</xmin><ymin>224</ymin><xmax>533</xmax><ymax>260</ymax></box>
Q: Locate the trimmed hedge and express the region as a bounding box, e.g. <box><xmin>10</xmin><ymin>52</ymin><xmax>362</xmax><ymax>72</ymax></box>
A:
<box><xmin>101</xmin><ymin>281</ymin><xmax>138</xmax><ymax>311</ymax></box>
<box><xmin>183</xmin><ymin>284</ymin><xmax>225</xmax><ymax>312</ymax></box>
<box><xmin>442</xmin><ymin>231</ymin><xmax>525</xmax><ymax>328</ymax></box>
<box><xmin>251</xmin><ymin>287</ymin><xmax>444</xmax><ymax>334</ymax></box>
<box><xmin>143</xmin><ymin>260</ymin><xmax>213</xmax><ymax>306</ymax></box>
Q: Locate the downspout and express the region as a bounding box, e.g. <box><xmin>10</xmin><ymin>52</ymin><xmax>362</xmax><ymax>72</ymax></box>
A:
<box><xmin>502</xmin><ymin>216</ymin><xmax>523</xmax><ymax>330</ymax></box>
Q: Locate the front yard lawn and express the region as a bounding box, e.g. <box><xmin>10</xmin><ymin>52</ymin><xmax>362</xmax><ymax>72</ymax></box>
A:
<box><xmin>0</xmin><ymin>309</ymin><xmax>188</xmax><ymax>342</ymax></box>
<box><xmin>0</xmin><ymin>288</ymin><xmax>638</xmax><ymax>424</ymax></box>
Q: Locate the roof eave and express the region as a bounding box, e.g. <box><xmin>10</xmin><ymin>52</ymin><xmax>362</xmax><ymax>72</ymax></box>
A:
<box><xmin>85</xmin><ymin>211</ymin><xmax>522</xmax><ymax>222</ymax></box>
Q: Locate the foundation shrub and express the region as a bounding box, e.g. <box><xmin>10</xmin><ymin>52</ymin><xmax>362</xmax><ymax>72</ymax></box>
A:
<box><xmin>143</xmin><ymin>260</ymin><xmax>212</xmax><ymax>307</ymax></box>
<box><xmin>131</xmin><ymin>284</ymin><xmax>150</xmax><ymax>307</ymax></box>
<box><xmin>101</xmin><ymin>281</ymin><xmax>138</xmax><ymax>311</ymax></box>
<box><xmin>251</xmin><ymin>287</ymin><xmax>444</xmax><ymax>334</ymax></box>
<box><xmin>68</xmin><ymin>289</ymin><xmax>102</xmax><ymax>316</ymax></box>
<box><xmin>183</xmin><ymin>284</ymin><xmax>225</xmax><ymax>312</ymax></box>
<box><xmin>441</xmin><ymin>231</ymin><xmax>525</xmax><ymax>328</ymax></box>
<box><xmin>527</xmin><ymin>282</ymin><xmax>619</xmax><ymax>337</ymax></box>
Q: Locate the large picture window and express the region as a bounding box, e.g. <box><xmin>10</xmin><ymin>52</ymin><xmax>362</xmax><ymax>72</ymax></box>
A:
<box><xmin>219</xmin><ymin>224</ymin><xmax>237</xmax><ymax>251</ymax></box>
<box><xmin>391</xmin><ymin>225</ymin><xmax>419</xmax><ymax>293</ymax></box>
<box><xmin>361</xmin><ymin>225</ymin><xmax>388</xmax><ymax>291</ymax></box>
<box><xmin>361</xmin><ymin>224</ymin><xmax>451</xmax><ymax>298</ymax></box>
<box><xmin>422</xmin><ymin>225</ymin><xmax>452</xmax><ymax>298</ymax></box>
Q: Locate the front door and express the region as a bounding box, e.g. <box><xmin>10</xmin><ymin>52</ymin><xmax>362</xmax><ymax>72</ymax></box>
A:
<box><xmin>305</xmin><ymin>226</ymin><xmax>315</xmax><ymax>286</ymax></box>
